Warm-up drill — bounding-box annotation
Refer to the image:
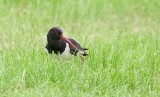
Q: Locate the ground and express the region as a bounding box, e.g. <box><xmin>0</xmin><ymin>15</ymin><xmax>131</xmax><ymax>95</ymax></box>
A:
<box><xmin>0</xmin><ymin>0</ymin><xmax>160</xmax><ymax>97</ymax></box>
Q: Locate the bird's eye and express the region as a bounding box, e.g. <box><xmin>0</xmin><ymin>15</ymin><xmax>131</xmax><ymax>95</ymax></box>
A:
<box><xmin>58</xmin><ymin>32</ymin><xmax>61</xmax><ymax>35</ymax></box>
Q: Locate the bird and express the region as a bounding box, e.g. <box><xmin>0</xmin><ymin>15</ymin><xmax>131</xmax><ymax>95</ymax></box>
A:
<box><xmin>45</xmin><ymin>27</ymin><xmax>88</xmax><ymax>60</ymax></box>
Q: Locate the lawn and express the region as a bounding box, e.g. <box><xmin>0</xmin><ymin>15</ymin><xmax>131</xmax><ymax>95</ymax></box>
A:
<box><xmin>0</xmin><ymin>0</ymin><xmax>160</xmax><ymax>96</ymax></box>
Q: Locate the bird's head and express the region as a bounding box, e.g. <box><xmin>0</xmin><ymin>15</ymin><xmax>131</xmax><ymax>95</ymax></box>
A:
<box><xmin>48</xmin><ymin>27</ymin><xmax>77</xmax><ymax>49</ymax></box>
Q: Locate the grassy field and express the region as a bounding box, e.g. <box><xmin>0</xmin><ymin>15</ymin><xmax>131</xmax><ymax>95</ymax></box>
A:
<box><xmin>0</xmin><ymin>0</ymin><xmax>160</xmax><ymax>96</ymax></box>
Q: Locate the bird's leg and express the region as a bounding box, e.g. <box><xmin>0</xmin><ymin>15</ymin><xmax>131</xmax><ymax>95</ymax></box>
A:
<box><xmin>77</xmin><ymin>50</ymin><xmax>85</xmax><ymax>62</ymax></box>
<box><xmin>80</xmin><ymin>54</ymin><xmax>84</xmax><ymax>62</ymax></box>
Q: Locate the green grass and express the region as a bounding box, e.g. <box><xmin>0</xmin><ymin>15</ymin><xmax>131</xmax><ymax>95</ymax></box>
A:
<box><xmin>0</xmin><ymin>0</ymin><xmax>160</xmax><ymax>96</ymax></box>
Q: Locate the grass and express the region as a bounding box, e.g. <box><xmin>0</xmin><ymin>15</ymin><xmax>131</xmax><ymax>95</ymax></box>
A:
<box><xmin>0</xmin><ymin>0</ymin><xmax>160</xmax><ymax>96</ymax></box>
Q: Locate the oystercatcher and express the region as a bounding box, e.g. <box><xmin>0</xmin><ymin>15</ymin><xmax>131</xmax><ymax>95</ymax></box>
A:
<box><xmin>45</xmin><ymin>27</ymin><xmax>88</xmax><ymax>60</ymax></box>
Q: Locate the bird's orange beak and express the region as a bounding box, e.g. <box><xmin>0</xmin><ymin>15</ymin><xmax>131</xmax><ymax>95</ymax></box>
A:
<box><xmin>60</xmin><ymin>34</ymin><xmax>76</xmax><ymax>49</ymax></box>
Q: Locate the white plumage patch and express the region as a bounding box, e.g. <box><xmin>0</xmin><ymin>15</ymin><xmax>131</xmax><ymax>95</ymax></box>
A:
<box><xmin>61</xmin><ymin>43</ymin><xmax>71</xmax><ymax>58</ymax></box>
<box><xmin>45</xmin><ymin>47</ymin><xmax>49</xmax><ymax>55</ymax></box>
